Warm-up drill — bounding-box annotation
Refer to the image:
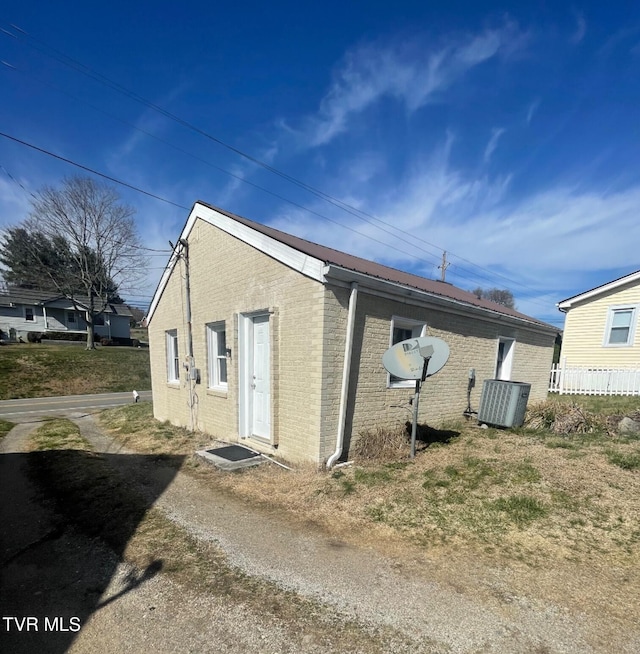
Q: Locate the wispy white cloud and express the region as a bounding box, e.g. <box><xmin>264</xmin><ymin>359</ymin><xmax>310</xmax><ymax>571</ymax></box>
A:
<box><xmin>483</xmin><ymin>128</ymin><xmax>506</xmax><ymax>163</ymax></box>
<box><xmin>570</xmin><ymin>11</ymin><xmax>587</xmax><ymax>45</ymax></box>
<box><xmin>526</xmin><ymin>99</ymin><xmax>540</xmax><ymax>125</ymax></box>
<box><xmin>265</xmin><ymin>132</ymin><xmax>640</xmax><ymax>318</ymax></box>
<box><xmin>295</xmin><ymin>21</ymin><xmax>527</xmax><ymax>147</ymax></box>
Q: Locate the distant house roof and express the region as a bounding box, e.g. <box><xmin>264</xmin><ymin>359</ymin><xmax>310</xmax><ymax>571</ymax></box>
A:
<box><xmin>0</xmin><ymin>287</ymin><xmax>133</xmax><ymax>317</ymax></box>
<box><xmin>557</xmin><ymin>269</ymin><xmax>640</xmax><ymax>312</ymax></box>
<box><xmin>148</xmin><ymin>201</ymin><xmax>557</xmax><ymax>333</ymax></box>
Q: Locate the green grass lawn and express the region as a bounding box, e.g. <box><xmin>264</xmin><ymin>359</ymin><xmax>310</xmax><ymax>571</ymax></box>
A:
<box><xmin>0</xmin><ymin>343</ymin><xmax>151</xmax><ymax>399</ymax></box>
<box><xmin>0</xmin><ymin>419</ymin><xmax>14</xmax><ymax>439</ymax></box>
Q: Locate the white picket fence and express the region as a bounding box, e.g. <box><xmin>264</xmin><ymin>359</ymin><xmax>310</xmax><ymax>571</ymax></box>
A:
<box><xmin>549</xmin><ymin>360</ymin><xmax>640</xmax><ymax>395</ymax></box>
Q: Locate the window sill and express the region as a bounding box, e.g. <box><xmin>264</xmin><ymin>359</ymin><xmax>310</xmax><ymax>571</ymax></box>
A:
<box><xmin>206</xmin><ymin>388</ymin><xmax>228</xmax><ymax>398</ymax></box>
<box><xmin>167</xmin><ymin>381</ymin><xmax>180</xmax><ymax>388</ymax></box>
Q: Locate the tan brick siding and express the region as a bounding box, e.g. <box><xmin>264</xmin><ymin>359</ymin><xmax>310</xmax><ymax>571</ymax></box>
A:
<box><xmin>561</xmin><ymin>282</ymin><xmax>640</xmax><ymax>367</ymax></box>
<box><xmin>149</xmin><ymin>218</ymin><xmax>326</xmax><ymax>464</ymax></box>
<box><xmin>319</xmin><ymin>287</ymin><xmax>555</xmax><ymax>461</ymax></box>
<box><xmin>150</xmin><ymin>218</ymin><xmax>555</xmax><ymax>465</ymax></box>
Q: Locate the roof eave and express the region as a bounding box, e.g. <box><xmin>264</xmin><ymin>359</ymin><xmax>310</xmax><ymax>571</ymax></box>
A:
<box><xmin>324</xmin><ymin>265</ymin><xmax>558</xmax><ymax>335</ymax></box>
<box><xmin>557</xmin><ymin>269</ymin><xmax>640</xmax><ymax>309</ymax></box>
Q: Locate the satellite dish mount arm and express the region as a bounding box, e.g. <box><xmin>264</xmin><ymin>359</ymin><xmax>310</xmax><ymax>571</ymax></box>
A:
<box><xmin>410</xmin><ymin>353</ymin><xmax>431</xmax><ymax>458</ymax></box>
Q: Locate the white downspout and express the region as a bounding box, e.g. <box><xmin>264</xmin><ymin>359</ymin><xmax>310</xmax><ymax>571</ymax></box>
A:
<box><xmin>327</xmin><ymin>282</ymin><xmax>358</xmax><ymax>469</ymax></box>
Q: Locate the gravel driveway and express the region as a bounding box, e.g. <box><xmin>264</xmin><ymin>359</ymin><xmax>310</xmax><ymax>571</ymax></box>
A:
<box><xmin>1</xmin><ymin>413</ymin><xmax>638</xmax><ymax>653</ymax></box>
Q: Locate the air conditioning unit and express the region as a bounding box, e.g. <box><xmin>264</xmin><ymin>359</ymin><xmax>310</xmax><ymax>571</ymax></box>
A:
<box><xmin>478</xmin><ymin>380</ymin><xmax>531</xmax><ymax>428</ymax></box>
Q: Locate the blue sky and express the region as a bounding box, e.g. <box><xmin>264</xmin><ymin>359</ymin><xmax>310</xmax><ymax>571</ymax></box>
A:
<box><xmin>1</xmin><ymin>2</ymin><xmax>639</xmax><ymax>326</ymax></box>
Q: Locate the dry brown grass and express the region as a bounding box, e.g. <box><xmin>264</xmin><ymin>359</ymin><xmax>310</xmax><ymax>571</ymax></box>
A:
<box><xmin>525</xmin><ymin>399</ymin><xmax>612</xmax><ymax>434</ymax></box>
<box><xmin>100</xmin><ymin>403</ymin><xmax>212</xmax><ymax>456</ymax></box>
<box><xmin>93</xmin><ymin>404</ymin><xmax>640</xmax><ymax>639</ymax></box>
<box><xmin>98</xmin><ymin>404</ymin><xmax>640</xmax><ymax>569</ymax></box>
<box><xmin>27</xmin><ymin>417</ymin><xmax>429</xmax><ymax>653</ymax></box>
<box><xmin>351</xmin><ymin>424</ymin><xmax>409</xmax><ymax>461</ymax></box>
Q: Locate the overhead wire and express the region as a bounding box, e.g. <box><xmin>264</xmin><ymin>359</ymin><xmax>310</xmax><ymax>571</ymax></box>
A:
<box><xmin>0</xmin><ymin>23</ymin><xmax>560</xmax><ymax>314</ymax></box>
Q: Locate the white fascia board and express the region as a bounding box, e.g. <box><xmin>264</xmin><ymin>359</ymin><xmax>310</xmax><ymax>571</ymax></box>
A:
<box><xmin>147</xmin><ymin>203</ymin><xmax>325</xmax><ymax>324</ymax></box>
<box><xmin>323</xmin><ymin>265</ymin><xmax>558</xmax><ymax>336</ymax></box>
<box><xmin>557</xmin><ymin>270</ymin><xmax>640</xmax><ymax>311</ymax></box>
<box><xmin>200</xmin><ymin>206</ymin><xmax>325</xmax><ymax>281</ymax></box>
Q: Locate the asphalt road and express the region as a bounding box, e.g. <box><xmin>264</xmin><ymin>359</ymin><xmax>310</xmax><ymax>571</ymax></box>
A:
<box><xmin>0</xmin><ymin>391</ymin><xmax>153</xmax><ymax>421</ymax></box>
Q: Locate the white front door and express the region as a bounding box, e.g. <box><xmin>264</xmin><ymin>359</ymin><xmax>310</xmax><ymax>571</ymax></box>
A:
<box><xmin>250</xmin><ymin>315</ymin><xmax>270</xmax><ymax>439</ymax></box>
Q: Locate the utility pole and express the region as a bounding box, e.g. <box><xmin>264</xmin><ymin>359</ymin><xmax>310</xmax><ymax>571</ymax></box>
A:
<box><xmin>438</xmin><ymin>251</ymin><xmax>450</xmax><ymax>282</ymax></box>
<box><xmin>177</xmin><ymin>238</ymin><xmax>196</xmax><ymax>432</ymax></box>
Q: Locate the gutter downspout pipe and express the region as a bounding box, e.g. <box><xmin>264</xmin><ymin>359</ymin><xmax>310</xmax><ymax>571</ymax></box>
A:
<box><xmin>327</xmin><ymin>282</ymin><xmax>358</xmax><ymax>469</ymax></box>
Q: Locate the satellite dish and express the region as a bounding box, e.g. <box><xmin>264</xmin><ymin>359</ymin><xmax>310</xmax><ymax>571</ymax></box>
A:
<box><xmin>382</xmin><ymin>336</ymin><xmax>449</xmax><ymax>380</ymax></box>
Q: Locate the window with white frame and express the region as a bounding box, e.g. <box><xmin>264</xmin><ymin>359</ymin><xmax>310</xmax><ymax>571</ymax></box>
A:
<box><xmin>388</xmin><ymin>317</ymin><xmax>427</xmax><ymax>387</ymax></box>
<box><xmin>24</xmin><ymin>307</ymin><xmax>35</xmax><ymax>322</ymax></box>
<box><xmin>207</xmin><ymin>322</ymin><xmax>228</xmax><ymax>390</ymax></box>
<box><xmin>604</xmin><ymin>306</ymin><xmax>638</xmax><ymax>346</ymax></box>
<box><xmin>67</xmin><ymin>311</ymin><xmax>77</xmax><ymax>324</ymax></box>
<box><xmin>166</xmin><ymin>330</ymin><xmax>180</xmax><ymax>383</ymax></box>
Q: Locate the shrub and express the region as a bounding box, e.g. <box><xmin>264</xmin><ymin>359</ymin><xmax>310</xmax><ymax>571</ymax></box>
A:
<box><xmin>352</xmin><ymin>425</ymin><xmax>408</xmax><ymax>462</ymax></box>
<box><xmin>525</xmin><ymin>400</ymin><xmax>606</xmax><ymax>434</ymax></box>
<box><xmin>27</xmin><ymin>332</ymin><xmax>43</xmax><ymax>343</ymax></box>
<box><xmin>41</xmin><ymin>331</ymin><xmax>89</xmax><ymax>342</ymax></box>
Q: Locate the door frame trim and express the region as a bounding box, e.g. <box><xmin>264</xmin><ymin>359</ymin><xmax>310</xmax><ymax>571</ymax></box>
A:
<box><xmin>238</xmin><ymin>311</ymin><xmax>271</xmax><ymax>440</ymax></box>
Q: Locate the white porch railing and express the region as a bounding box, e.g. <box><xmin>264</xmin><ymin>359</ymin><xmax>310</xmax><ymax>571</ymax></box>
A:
<box><xmin>549</xmin><ymin>359</ymin><xmax>640</xmax><ymax>395</ymax></box>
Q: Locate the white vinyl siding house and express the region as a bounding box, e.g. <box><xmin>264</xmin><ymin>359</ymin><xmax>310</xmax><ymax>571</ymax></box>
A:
<box><xmin>558</xmin><ymin>271</ymin><xmax>640</xmax><ymax>368</ymax></box>
<box><xmin>552</xmin><ymin>271</ymin><xmax>640</xmax><ymax>395</ymax></box>
<box><xmin>0</xmin><ymin>288</ymin><xmax>133</xmax><ymax>342</ymax></box>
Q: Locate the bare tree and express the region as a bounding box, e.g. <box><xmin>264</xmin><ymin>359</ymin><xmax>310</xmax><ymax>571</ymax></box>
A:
<box><xmin>23</xmin><ymin>176</ymin><xmax>146</xmax><ymax>348</ymax></box>
<box><xmin>472</xmin><ymin>287</ymin><xmax>516</xmax><ymax>310</ymax></box>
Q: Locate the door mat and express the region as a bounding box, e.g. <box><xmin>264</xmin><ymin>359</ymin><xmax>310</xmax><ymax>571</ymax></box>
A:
<box><xmin>206</xmin><ymin>445</ymin><xmax>260</xmax><ymax>461</ymax></box>
<box><xmin>196</xmin><ymin>444</ymin><xmax>264</xmax><ymax>471</ymax></box>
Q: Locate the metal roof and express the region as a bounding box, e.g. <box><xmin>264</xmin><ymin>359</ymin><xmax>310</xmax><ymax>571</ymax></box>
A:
<box><xmin>200</xmin><ymin>202</ymin><xmax>556</xmax><ymax>331</ymax></box>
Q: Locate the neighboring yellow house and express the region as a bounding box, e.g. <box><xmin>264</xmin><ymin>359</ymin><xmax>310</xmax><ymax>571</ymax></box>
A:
<box><xmin>554</xmin><ymin>270</ymin><xmax>640</xmax><ymax>395</ymax></box>
<box><xmin>147</xmin><ymin>202</ymin><xmax>557</xmax><ymax>465</ymax></box>
<box><xmin>557</xmin><ymin>270</ymin><xmax>640</xmax><ymax>367</ymax></box>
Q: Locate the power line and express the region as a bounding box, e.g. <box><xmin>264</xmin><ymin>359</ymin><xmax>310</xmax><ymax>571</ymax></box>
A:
<box><xmin>0</xmin><ymin>131</ymin><xmax>442</xmax><ymax>273</ymax></box>
<box><xmin>0</xmin><ymin>131</ymin><xmax>188</xmax><ymax>211</ymax></box>
<box><xmin>1</xmin><ymin>22</ymin><xmax>559</xmax><ymax>310</ymax></box>
<box><xmin>0</xmin><ymin>129</ymin><xmax>561</xmax><ymax>320</ymax></box>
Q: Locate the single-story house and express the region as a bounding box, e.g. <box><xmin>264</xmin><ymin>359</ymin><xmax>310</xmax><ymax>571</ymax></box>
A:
<box><xmin>557</xmin><ymin>270</ymin><xmax>640</xmax><ymax>368</ymax></box>
<box><xmin>0</xmin><ymin>287</ymin><xmax>132</xmax><ymax>341</ymax></box>
<box><xmin>147</xmin><ymin>202</ymin><xmax>558</xmax><ymax>465</ymax></box>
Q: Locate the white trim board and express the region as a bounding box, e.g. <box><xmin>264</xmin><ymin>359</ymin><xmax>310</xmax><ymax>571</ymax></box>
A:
<box><xmin>558</xmin><ymin>270</ymin><xmax>640</xmax><ymax>311</ymax></box>
<box><xmin>147</xmin><ymin>203</ymin><xmax>326</xmax><ymax>324</ymax></box>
